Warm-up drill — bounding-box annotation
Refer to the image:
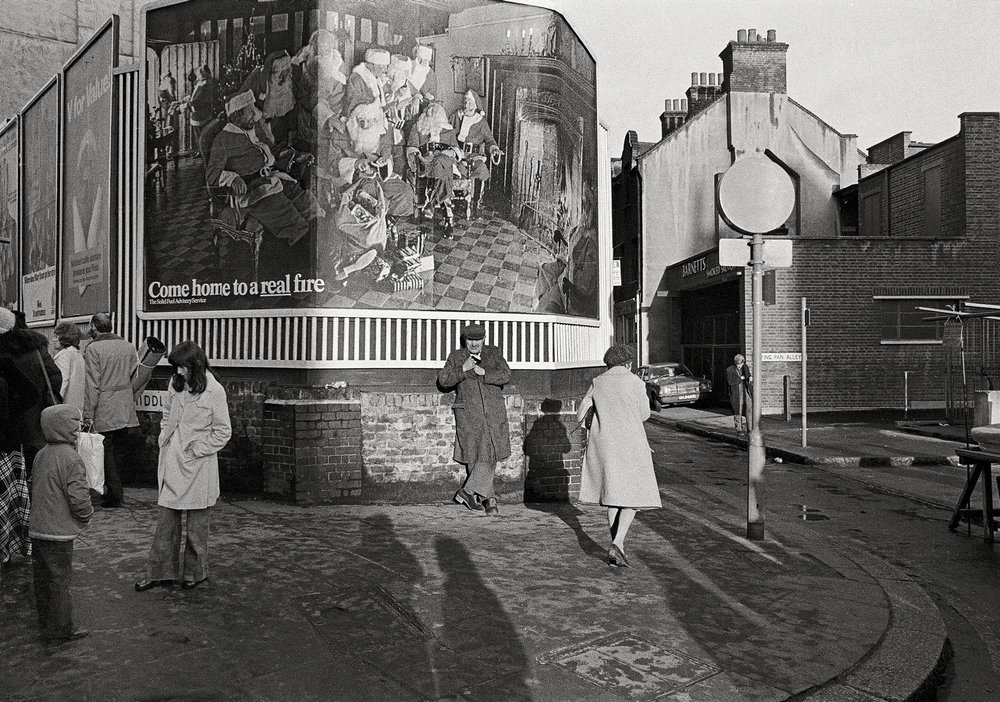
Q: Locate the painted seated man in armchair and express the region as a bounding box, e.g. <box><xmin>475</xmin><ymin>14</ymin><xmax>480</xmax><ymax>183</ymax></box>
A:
<box><xmin>205</xmin><ymin>90</ymin><xmax>323</xmax><ymax>277</ymax></box>
<box><xmin>450</xmin><ymin>89</ymin><xmax>501</xmax><ymax>217</ymax></box>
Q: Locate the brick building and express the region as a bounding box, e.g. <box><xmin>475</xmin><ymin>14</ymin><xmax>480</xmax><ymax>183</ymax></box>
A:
<box><xmin>0</xmin><ymin>0</ymin><xmax>610</xmax><ymax>504</ymax></box>
<box><xmin>612</xmin><ymin>28</ymin><xmax>1000</xmax><ymax>413</ymax></box>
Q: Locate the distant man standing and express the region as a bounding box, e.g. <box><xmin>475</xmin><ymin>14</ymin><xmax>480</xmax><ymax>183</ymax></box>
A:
<box><xmin>726</xmin><ymin>354</ymin><xmax>753</xmax><ymax>428</ymax></box>
<box><xmin>438</xmin><ymin>324</ymin><xmax>511</xmax><ymax>517</ymax></box>
<box><xmin>83</xmin><ymin>313</ymin><xmax>138</xmax><ymax>508</ymax></box>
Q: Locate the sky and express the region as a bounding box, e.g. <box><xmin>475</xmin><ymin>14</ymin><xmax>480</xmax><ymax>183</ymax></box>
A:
<box><xmin>525</xmin><ymin>0</ymin><xmax>1000</xmax><ymax>154</ymax></box>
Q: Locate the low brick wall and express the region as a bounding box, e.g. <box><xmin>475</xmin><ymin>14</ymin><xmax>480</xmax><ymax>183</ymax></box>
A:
<box><xmin>139</xmin><ymin>385</ymin><xmax>586</xmax><ymax>506</ymax></box>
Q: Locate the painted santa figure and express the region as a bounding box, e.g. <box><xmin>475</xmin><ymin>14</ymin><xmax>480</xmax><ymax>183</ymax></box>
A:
<box><xmin>326</xmin><ymin>100</ymin><xmax>415</xmax><ymax>282</ymax></box>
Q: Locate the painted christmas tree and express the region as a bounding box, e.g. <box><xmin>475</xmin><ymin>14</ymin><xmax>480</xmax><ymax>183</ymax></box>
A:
<box><xmin>218</xmin><ymin>27</ymin><xmax>262</xmax><ymax>101</ymax></box>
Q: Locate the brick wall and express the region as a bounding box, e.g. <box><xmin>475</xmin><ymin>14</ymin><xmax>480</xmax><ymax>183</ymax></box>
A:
<box><xmin>523</xmin><ymin>399</ymin><xmax>585</xmax><ymax>501</ymax></box>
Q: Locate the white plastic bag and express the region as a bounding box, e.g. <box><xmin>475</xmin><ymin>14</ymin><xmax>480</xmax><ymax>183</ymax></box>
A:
<box><xmin>77</xmin><ymin>432</ymin><xmax>105</xmax><ymax>494</ymax></box>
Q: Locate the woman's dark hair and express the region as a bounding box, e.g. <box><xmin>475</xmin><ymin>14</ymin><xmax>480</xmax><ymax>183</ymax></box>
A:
<box><xmin>168</xmin><ymin>340</ymin><xmax>210</xmax><ymax>393</ymax></box>
<box><xmin>603</xmin><ymin>343</ymin><xmax>635</xmax><ymax>369</ymax></box>
<box><xmin>54</xmin><ymin>322</ymin><xmax>82</xmax><ymax>349</ymax></box>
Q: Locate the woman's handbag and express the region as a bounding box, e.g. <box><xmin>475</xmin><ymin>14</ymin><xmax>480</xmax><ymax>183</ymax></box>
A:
<box><xmin>77</xmin><ymin>431</ymin><xmax>105</xmax><ymax>494</ymax></box>
<box><xmin>584</xmin><ymin>404</ymin><xmax>597</xmax><ymax>430</ymax></box>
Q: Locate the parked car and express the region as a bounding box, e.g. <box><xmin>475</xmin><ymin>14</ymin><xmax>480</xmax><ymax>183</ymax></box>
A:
<box><xmin>636</xmin><ymin>363</ymin><xmax>712</xmax><ymax>410</ymax></box>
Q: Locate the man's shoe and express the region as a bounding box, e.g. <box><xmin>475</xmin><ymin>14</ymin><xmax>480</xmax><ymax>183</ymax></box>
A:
<box><xmin>483</xmin><ymin>498</ymin><xmax>499</xmax><ymax>516</ymax></box>
<box><xmin>454</xmin><ymin>488</ymin><xmax>485</xmax><ymax>512</ymax></box>
<box><xmin>181</xmin><ymin>578</ymin><xmax>207</xmax><ymax>590</ymax></box>
<box><xmin>135</xmin><ymin>579</ymin><xmax>174</xmax><ymax>592</ymax></box>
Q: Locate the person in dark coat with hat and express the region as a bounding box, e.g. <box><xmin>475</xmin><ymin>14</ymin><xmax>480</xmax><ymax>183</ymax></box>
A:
<box><xmin>0</xmin><ymin>307</ymin><xmax>62</xmax><ymax>477</ymax></box>
<box><xmin>438</xmin><ymin>323</ymin><xmax>511</xmax><ymax>516</ymax></box>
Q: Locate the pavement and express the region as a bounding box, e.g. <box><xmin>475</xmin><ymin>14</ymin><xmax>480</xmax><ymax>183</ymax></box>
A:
<box><xmin>0</xmin><ymin>407</ymin><xmax>983</xmax><ymax>702</ymax></box>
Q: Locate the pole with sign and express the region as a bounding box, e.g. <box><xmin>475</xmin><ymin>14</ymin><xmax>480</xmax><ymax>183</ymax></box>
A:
<box><xmin>717</xmin><ymin>153</ymin><xmax>796</xmax><ymax>541</ymax></box>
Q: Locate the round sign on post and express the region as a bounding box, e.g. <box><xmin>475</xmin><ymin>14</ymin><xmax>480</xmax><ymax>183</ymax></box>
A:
<box><xmin>717</xmin><ymin>153</ymin><xmax>796</xmax><ymax>234</ymax></box>
<box><xmin>716</xmin><ymin>152</ymin><xmax>796</xmax><ymax>542</ymax></box>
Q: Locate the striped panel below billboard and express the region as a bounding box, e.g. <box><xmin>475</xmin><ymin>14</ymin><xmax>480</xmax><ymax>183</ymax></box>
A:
<box><xmin>124</xmin><ymin>314</ymin><xmax>599</xmax><ymax>367</ymax></box>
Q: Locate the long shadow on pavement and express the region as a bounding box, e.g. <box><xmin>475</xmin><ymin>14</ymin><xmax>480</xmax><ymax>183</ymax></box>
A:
<box><xmin>435</xmin><ymin>535</ymin><xmax>533</xmax><ymax>701</ymax></box>
<box><xmin>524</xmin><ymin>502</ymin><xmax>607</xmax><ymax>564</ymax></box>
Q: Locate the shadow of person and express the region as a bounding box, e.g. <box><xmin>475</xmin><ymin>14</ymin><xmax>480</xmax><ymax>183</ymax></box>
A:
<box><xmin>306</xmin><ymin>513</ymin><xmax>438</xmax><ymax>700</ymax></box>
<box><xmin>525</xmin><ymin>502</ymin><xmax>606</xmax><ymax>563</ymax></box>
<box><xmin>434</xmin><ymin>536</ymin><xmax>533</xmax><ymax>701</ymax></box>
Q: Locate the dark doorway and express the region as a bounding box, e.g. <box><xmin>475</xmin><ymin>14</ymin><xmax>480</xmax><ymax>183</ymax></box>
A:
<box><xmin>680</xmin><ymin>280</ymin><xmax>741</xmax><ymax>399</ymax></box>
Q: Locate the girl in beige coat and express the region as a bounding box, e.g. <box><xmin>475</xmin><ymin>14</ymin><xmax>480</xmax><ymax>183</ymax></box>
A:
<box><xmin>578</xmin><ymin>344</ymin><xmax>661</xmax><ymax>567</ymax></box>
<box><xmin>136</xmin><ymin>341</ymin><xmax>231</xmax><ymax>591</ymax></box>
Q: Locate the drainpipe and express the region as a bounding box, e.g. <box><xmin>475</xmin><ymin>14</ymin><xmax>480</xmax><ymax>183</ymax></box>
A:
<box><xmin>637</xmin><ymin>167</ymin><xmax>647</xmax><ymax>366</ymax></box>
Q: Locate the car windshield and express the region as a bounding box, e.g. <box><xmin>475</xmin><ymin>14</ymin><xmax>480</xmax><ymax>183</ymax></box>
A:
<box><xmin>648</xmin><ymin>364</ymin><xmax>692</xmax><ymax>379</ymax></box>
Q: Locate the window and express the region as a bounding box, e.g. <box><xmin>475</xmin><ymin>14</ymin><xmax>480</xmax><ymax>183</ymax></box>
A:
<box><xmin>879</xmin><ymin>298</ymin><xmax>961</xmax><ymax>343</ymax></box>
<box><xmin>923</xmin><ymin>165</ymin><xmax>941</xmax><ymax>238</ymax></box>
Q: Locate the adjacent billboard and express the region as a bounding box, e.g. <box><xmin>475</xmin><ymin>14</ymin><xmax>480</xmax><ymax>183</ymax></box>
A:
<box><xmin>61</xmin><ymin>16</ymin><xmax>118</xmax><ymax>319</ymax></box>
<box><xmin>142</xmin><ymin>0</ymin><xmax>599</xmax><ymax>318</ymax></box>
<box><xmin>20</xmin><ymin>78</ymin><xmax>59</xmax><ymax>324</ymax></box>
<box><xmin>0</xmin><ymin>117</ymin><xmax>17</xmax><ymax>309</ymax></box>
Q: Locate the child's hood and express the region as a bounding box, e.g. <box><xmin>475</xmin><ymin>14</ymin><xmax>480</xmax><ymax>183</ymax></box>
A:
<box><xmin>40</xmin><ymin>404</ymin><xmax>83</xmax><ymax>444</ymax></box>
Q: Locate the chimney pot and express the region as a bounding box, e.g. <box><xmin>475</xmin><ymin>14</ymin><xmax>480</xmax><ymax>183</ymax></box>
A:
<box><xmin>737</xmin><ymin>29</ymin><xmax>747</xmax><ymax>42</ymax></box>
<box><xmin>747</xmin><ymin>28</ymin><xmax>757</xmax><ymax>42</ymax></box>
<box><xmin>691</xmin><ymin>72</ymin><xmax>699</xmax><ymax>86</ymax></box>
<box><xmin>699</xmin><ymin>72</ymin><xmax>708</xmax><ymax>86</ymax></box>
<box><xmin>674</xmin><ymin>98</ymin><xmax>681</xmax><ymax>110</ymax></box>
<box><xmin>767</xmin><ymin>29</ymin><xmax>776</xmax><ymax>42</ymax></box>
<box><xmin>681</xmin><ymin>98</ymin><xmax>687</xmax><ymax>111</ymax></box>
<box><xmin>708</xmin><ymin>73</ymin><xmax>716</xmax><ymax>86</ymax></box>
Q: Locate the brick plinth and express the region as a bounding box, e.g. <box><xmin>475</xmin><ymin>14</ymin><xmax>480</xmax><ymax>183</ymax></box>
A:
<box><xmin>522</xmin><ymin>399</ymin><xmax>585</xmax><ymax>502</ymax></box>
<box><xmin>262</xmin><ymin>399</ymin><xmax>363</xmax><ymax>505</ymax></box>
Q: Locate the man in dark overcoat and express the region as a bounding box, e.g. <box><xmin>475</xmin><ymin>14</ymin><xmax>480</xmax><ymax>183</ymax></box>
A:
<box><xmin>725</xmin><ymin>353</ymin><xmax>753</xmax><ymax>426</ymax></box>
<box><xmin>438</xmin><ymin>323</ymin><xmax>511</xmax><ymax>516</ymax></box>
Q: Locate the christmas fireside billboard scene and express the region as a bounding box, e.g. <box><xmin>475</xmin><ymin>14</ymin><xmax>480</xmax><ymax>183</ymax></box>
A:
<box><xmin>142</xmin><ymin>0</ymin><xmax>599</xmax><ymax>317</ymax></box>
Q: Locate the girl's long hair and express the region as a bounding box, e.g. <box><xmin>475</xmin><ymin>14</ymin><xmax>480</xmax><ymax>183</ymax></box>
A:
<box><xmin>168</xmin><ymin>340</ymin><xmax>210</xmax><ymax>394</ymax></box>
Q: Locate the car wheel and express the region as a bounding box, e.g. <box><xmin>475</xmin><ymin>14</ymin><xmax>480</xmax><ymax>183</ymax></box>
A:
<box><xmin>649</xmin><ymin>391</ymin><xmax>662</xmax><ymax>412</ymax></box>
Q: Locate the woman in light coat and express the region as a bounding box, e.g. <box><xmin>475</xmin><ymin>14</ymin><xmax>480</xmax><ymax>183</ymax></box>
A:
<box><xmin>135</xmin><ymin>341</ymin><xmax>231</xmax><ymax>591</ymax></box>
<box><xmin>577</xmin><ymin>344</ymin><xmax>661</xmax><ymax>567</ymax></box>
<box><xmin>52</xmin><ymin>322</ymin><xmax>86</xmax><ymax>410</ymax></box>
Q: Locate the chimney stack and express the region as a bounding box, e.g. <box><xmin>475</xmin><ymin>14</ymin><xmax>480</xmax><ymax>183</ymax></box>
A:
<box><xmin>720</xmin><ymin>28</ymin><xmax>788</xmax><ymax>94</ymax></box>
<box><xmin>660</xmin><ymin>96</ymin><xmax>689</xmax><ymax>138</ymax></box>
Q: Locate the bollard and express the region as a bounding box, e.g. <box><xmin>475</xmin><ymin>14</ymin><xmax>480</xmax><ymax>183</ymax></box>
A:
<box><xmin>783</xmin><ymin>375</ymin><xmax>791</xmax><ymax>421</ymax></box>
<box><xmin>903</xmin><ymin>370</ymin><xmax>911</xmax><ymax>419</ymax></box>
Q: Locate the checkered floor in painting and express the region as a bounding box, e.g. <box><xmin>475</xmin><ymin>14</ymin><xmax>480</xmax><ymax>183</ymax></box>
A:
<box><xmin>145</xmin><ymin>155</ymin><xmax>558</xmax><ymax>313</ymax></box>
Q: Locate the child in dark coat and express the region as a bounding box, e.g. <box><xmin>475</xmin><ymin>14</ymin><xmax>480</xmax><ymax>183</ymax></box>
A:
<box><xmin>29</xmin><ymin>404</ymin><xmax>93</xmax><ymax>643</ymax></box>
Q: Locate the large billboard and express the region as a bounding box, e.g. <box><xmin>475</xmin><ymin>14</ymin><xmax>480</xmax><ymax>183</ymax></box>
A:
<box><xmin>142</xmin><ymin>0</ymin><xmax>599</xmax><ymax>318</ymax></box>
<box><xmin>0</xmin><ymin>117</ymin><xmax>17</xmax><ymax>309</ymax></box>
<box><xmin>61</xmin><ymin>17</ymin><xmax>118</xmax><ymax>319</ymax></box>
<box><xmin>21</xmin><ymin>78</ymin><xmax>59</xmax><ymax>324</ymax></box>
